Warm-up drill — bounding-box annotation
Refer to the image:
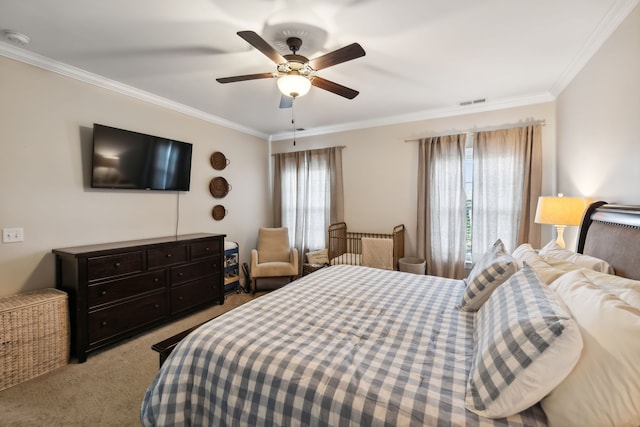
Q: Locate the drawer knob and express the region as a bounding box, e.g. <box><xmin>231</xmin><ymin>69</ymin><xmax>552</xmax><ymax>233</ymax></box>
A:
<box><xmin>205</xmin><ymin>247</ymin><xmax>211</xmax><ymax>252</ymax></box>
<box><xmin>101</xmin><ymin>290</ymin><xmax>107</xmax><ymax>296</ymax></box>
<box><xmin>166</xmin><ymin>253</ymin><xmax>172</xmax><ymax>258</ymax></box>
<box><xmin>153</xmin><ymin>278</ymin><xmax>159</xmax><ymax>283</ymax></box>
<box><xmin>101</xmin><ymin>321</ymin><xmax>108</xmax><ymax>327</ymax></box>
<box><xmin>154</xmin><ymin>304</ymin><xmax>160</xmax><ymax>309</ymax></box>
<box><xmin>114</xmin><ymin>262</ymin><xmax>121</xmax><ymax>268</ymax></box>
<box><xmin>178</xmin><ymin>296</ymin><xmax>183</xmax><ymax>300</ymax></box>
<box><xmin>178</xmin><ymin>272</ymin><xmax>183</xmax><ymax>277</ymax></box>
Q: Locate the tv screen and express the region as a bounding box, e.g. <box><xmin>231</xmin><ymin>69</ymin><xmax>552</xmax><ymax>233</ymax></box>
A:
<box><xmin>91</xmin><ymin>124</ymin><xmax>193</xmax><ymax>191</ymax></box>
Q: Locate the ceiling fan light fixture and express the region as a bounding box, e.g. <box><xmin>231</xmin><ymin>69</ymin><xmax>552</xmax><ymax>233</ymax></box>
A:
<box><xmin>277</xmin><ymin>72</ymin><xmax>311</xmax><ymax>98</ymax></box>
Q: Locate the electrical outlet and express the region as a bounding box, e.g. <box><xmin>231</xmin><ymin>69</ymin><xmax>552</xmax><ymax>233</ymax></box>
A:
<box><xmin>2</xmin><ymin>228</ymin><xmax>24</xmax><ymax>243</ymax></box>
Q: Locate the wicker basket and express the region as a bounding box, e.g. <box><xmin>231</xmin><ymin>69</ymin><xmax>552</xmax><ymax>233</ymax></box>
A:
<box><xmin>0</xmin><ymin>288</ymin><xmax>69</xmax><ymax>391</ymax></box>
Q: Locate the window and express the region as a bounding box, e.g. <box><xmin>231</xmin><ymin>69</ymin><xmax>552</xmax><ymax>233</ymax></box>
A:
<box><xmin>418</xmin><ymin>125</ymin><xmax>541</xmax><ymax>278</ymax></box>
<box><xmin>273</xmin><ymin>147</ymin><xmax>344</xmax><ymax>256</ymax></box>
<box><xmin>280</xmin><ymin>162</ymin><xmax>328</xmax><ymax>249</ymax></box>
<box><xmin>464</xmin><ymin>131</ymin><xmax>522</xmax><ymax>263</ymax></box>
<box><xmin>464</xmin><ymin>134</ymin><xmax>473</xmax><ymax>265</ymax></box>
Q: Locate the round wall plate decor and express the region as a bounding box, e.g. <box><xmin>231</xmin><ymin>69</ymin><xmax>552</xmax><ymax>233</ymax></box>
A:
<box><xmin>209</xmin><ymin>176</ymin><xmax>231</xmax><ymax>198</ymax></box>
<box><xmin>210</xmin><ymin>151</ymin><xmax>230</xmax><ymax>170</ymax></box>
<box><xmin>212</xmin><ymin>204</ymin><xmax>227</xmax><ymax>221</ymax></box>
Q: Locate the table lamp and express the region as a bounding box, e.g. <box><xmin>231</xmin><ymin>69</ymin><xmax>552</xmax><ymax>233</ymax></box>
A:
<box><xmin>534</xmin><ymin>194</ymin><xmax>592</xmax><ymax>249</ymax></box>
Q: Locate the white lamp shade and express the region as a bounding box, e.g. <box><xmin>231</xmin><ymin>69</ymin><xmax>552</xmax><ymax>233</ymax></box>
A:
<box><xmin>277</xmin><ymin>73</ymin><xmax>311</xmax><ymax>98</ymax></box>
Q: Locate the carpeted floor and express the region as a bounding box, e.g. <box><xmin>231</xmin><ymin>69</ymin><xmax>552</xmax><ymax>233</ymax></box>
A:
<box><xmin>0</xmin><ymin>291</ymin><xmax>264</xmax><ymax>426</ymax></box>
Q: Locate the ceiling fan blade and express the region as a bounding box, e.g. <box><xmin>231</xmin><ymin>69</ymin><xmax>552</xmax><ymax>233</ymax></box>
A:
<box><xmin>279</xmin><ymin>95</ymin><xmax>293</xmax><ymax>109</ymax></box>
<box><xmin>216</xmin><ymin>72</ymin><xmax>275</xmax><ymax>84</ymax></box>
<box><xmin>237</xmin><ymin>30</ymin><xmax>287</xmax><ymax>64</ymax></box>
<box><xmin>311</xmin><ymin>77</ymin><xmax>359</xmax><ymax>99</ymax></box>
<box><xmin>308</xmin><ymin>43</ymin><xmax>366</xmax><ymax>71</ymax></box>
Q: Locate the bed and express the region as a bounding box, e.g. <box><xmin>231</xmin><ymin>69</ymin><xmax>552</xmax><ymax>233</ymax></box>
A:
<box><xmin>328</xmin><ymin>222</ymin><xmax>405</xmax><ymax>270</ymax></box>
<box><xmin>141</xmin><ymin>203</ymin><xmax>640</xmax><ymax>427</ymax></box>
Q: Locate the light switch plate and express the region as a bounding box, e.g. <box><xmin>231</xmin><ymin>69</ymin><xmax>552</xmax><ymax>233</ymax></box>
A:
<box><xmin>2</xmin><ymin>228</ymin><xmax>24</xmax><ymax>243</ymax></box>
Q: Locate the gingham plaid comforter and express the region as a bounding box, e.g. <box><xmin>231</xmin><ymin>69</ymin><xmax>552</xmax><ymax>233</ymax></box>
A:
<box><xmin>141</xmin><ymin>265</ymin><xmax>547</xmax><ymax>426</ymax></box>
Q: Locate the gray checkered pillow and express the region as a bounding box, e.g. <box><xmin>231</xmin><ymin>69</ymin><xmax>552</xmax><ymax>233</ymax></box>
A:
<box><xmin>458</xmin><ymin>239</ymin><xmax>517</xmax><ymax>311</ymax></box>
<box><xmin>466</xmin><ymin>263</ymin><xmax>579</xmax><ymax>418</ymax></box>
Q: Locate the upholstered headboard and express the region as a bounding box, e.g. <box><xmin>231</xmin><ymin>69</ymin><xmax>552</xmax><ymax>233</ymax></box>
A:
<box><xmin>576</xmin><ymin>202</ymin><xmax>640</xmax><ymax>280</ymax></box>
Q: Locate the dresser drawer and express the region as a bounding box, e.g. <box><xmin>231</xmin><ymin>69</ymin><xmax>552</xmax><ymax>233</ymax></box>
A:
<box><xmin>171</xmin><ymin>278</ymin><xmax>221</xmax><ymax>314</ymax></box>
<box><xmin>87</xmin><ymin>251</ymin><xmax>143</xmax><ymax>281</ymax></box>
<box><xmin>87</xmin><ymin>270</ymin><xmax>166</xmax><ymax>308</ymax></box>
<box><xmin>147</xmin><ymin>245</ymin><xmax>188</xmax><ymax>269</ymax></box>
<box><xmin>88</xmin><ymin>291</ymin><xmax>167</xmax><ymax>345</ymax></box>
<box><xmin>171</xmin><ymin>258</ymin><xmax>221</xmax><ymax>286</ymax></box>
<box><xmin>191</xmin><ymin>238</ymin><xmax>223</xmax><ymax>260</ymax></box>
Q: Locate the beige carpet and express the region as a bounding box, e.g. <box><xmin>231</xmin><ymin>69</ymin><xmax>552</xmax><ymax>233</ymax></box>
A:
<box><xmin>0</xmin><ymin>291</ymin><xmax>263</xmax><ymax>426</ymax></box>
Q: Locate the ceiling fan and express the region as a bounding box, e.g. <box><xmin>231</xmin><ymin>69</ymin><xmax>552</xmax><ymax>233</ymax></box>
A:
<box><xmin>216</xmin><ymin>31</ymin><xmax>365</xmax><ymax>108</ymax></box>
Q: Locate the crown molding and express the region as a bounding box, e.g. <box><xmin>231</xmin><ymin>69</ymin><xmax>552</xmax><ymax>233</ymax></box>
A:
<box><xmin>549</xmin><ymin>0</ymin><xmax>640</xmax><ymax>96</ymax></box>
<box><xmin>0</xmin><ymin>42</ymin><xmax>269</xmax><ymax>140</ymax></box>
<box><xmin>269</xmin><ymin>92</ymin><xmax>556</xmax><ymax>141</ymax></box>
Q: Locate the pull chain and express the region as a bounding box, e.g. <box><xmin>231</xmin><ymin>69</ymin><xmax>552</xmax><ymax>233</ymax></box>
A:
<box><xmin>291</xmin><ymin>97</ymin><xmax>296</xmax><ymax>146</ymax></box>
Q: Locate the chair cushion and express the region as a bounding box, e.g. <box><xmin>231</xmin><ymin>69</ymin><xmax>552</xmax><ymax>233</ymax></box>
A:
<box><xmin>257</xmin><ymin>228</ymin><xmax>291</xmax><ymax>263</ymax></box>
<box><xmin>252</xmin><ymin>261</ymin><xmax>297</xmax><ymax>278</ymax></box>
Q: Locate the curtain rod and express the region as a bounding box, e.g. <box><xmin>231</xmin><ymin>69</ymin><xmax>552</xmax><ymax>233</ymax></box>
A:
<box><xmin>403</xmin><ymin>120</ymin><xmax>546</xmax><ymax>143</ymax></box>
<box><xmin>271</xmin><ymin>145</ymin><xmax>346</xmax><ymax>155</ymax></box>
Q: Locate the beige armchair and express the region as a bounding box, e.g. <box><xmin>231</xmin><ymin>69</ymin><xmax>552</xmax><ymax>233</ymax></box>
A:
<box><xmin>250</xmin><ymin>227</ymin><xmax>299</xmax><ymax>294</ymax></box>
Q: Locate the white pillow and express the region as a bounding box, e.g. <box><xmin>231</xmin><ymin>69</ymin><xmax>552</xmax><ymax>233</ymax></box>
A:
<box><xmin>543</xmin><ymin>270</ymin><xmax>640</xmax><ymax>427</ymax></box>
<box><xmin>466</xmin><ymin>264</ymin><xmax>583</xmax><ymax>418</ymax></box>
<box><xmin>539</xmin><ymin>240</ymin><xmax>614</xmax><ymax>274</ymax></box>
<box><xmin>457</xmin><ymin>239</ymin><xmax>517</xmax><ymax>312</ymax></box>
<box><xmin>577</xmin><ymin>268</ymin><xmax>640</xmax><ymax>308</ymax></box>
<box><xmin>511</xmin><ymin>243</ymin><xmax>565</xmax><ymax>285</ymax></box>
<box><xmin>305</xmin><ymin>249</ymin><xmax>329</xmax><ymax>265</ymax></box>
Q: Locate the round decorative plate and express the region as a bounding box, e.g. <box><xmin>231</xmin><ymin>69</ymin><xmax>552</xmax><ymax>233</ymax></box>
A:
<box><xmin>209</xmin><ymin>176</ymin><xmax>231</xmax><ymax>198</ymax></box>
<box><xmin>210</xmin><ymin>151</ymin><xmax>230</xmax><ymax>170</ymax></box>
<box><xmin>212</xmin><ymin>204</ymin><xmax>227</xmax><ymax>221</ymax></box>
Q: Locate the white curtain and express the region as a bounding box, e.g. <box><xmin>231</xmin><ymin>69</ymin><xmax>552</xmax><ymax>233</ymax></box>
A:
<box><xmin>417</xmin><ymin>135</ymin><xmax>467</xmax><ymax>279</ymax></box>
<box><xmin>273</xmin><ymin>147</ymin><xmax>344</xmax><ymax>271</ymax></box>
<box><xmin>472</xmin><ymin>125</ymin><xmax>542</xmax><ymax>260</ymax></box>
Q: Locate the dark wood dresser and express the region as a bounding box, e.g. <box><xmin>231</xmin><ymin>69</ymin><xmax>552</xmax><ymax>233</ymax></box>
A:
<box><xmin>53</xmin><ymin>233</ymin><xmax>225</xmax><ymax>362</ymax></box>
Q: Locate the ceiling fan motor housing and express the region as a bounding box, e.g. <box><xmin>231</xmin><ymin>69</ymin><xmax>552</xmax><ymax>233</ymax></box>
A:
<box><xmin>279</xmin><ymin>55</ymin><xmax>312</xmax><ymax>74</ymax></box>
<box><xmin>279</xmin><ymin>38</ymin><xmax>312</xmax><ymax>75</ymax></box>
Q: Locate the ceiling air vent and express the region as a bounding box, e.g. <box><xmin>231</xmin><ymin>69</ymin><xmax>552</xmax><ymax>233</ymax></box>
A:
<box><xmin>459</xmin><ymin>98</ymin><xmax>486</xmax><ymax>107</ymax></box>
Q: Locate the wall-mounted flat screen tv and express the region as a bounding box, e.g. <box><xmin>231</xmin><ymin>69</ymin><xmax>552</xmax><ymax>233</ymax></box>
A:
<box><xmin>91</xmin><ymin>124</ymin><xmax>193</xmax><ymax>191</ymax></box>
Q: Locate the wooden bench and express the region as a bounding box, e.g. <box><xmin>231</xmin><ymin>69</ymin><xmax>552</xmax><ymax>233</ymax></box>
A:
<box><xmin>151</xmin><ymin>317</ymin><xmax>214</xmax><ymax>368</ymax></box>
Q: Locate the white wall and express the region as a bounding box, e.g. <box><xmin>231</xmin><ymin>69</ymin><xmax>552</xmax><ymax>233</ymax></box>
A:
<box><xmin>557</xmin><ymin>3</ymin><xmax>640</xmax><ymax>204</ymax></box>
<box><xmin>556</xmin><ymin>3</ymin><xmax>640</xmax><ymax>247</ymax></box>
<box><xmin>272</xmin><ymin>102</ymin><xmax>557</xmax><ymax>257</ymax></box>
<box><xmin>0</xmin><ymin>56</ymin><xmax>271</xmax><ymax>297</ymax></box>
